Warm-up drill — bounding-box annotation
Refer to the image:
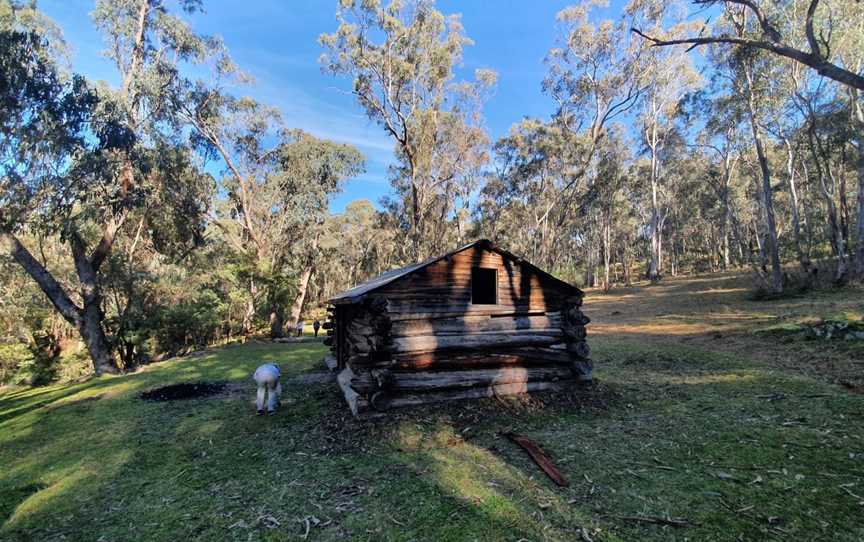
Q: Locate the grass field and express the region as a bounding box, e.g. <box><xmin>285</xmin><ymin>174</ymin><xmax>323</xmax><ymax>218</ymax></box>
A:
<box><xmin>1</xmin><ymin>272</ymin><xmax>863</xmax><ymax>541</ymax></box>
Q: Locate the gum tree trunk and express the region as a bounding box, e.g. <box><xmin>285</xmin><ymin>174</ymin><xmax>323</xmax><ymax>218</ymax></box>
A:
<box><xmin>602</xmin><ymin>219</ymin><xmax>612</xmax><ymax>292</ymax></box>
<box><xmin>744</xmin><ymin>63</ymin><xmax>783</xmax><ymax>293</ymax></box>
<box><xmin>852</xmin><ymin>92</ymin><xmax>864</xmax><ymax>278</ymax></box>
<box><xmin>3</xmin><ymin>233</ymin><xmax>118</xmax><ymax>375</ymax></box>
<box><xmin>269</xmin><ymin>310</ymin><xmax>284</xmax><ymax>339</ymax></box>
<box><xmin>243</xmin><ymin>278</ymin><xmax>257</xmax><ymax>335</ymax></box>
<box><xmin>646</xmin><ymin>105</ymin><xmax>662</xmax><ymax>283</ymax></box>
<box><xmin>783</xmin><ymin>138</ymin><xmax>809</xmax><ymax>271</ymax></box>
<box><xmin>288</xmin><ymin>232</ymin><xmax>321</xmax><ymax>329</ymax></box>
<box><xmin>805</xmin><ymin>114</ymin><xmax>848</xmax><ymax>283</ymax></box>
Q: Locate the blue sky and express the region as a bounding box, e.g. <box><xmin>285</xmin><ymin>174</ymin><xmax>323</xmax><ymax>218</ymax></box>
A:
<box><xmin>40</xmin><ymin>0</ymin><xmax>622</xmax><ymax>213</ymax></box>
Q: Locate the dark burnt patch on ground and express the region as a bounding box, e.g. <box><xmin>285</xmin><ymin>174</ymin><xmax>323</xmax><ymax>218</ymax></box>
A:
<box><xmin>140</xmin><ymin>381</ymin><xmax>227</xmax><ymax>402</ymax></box>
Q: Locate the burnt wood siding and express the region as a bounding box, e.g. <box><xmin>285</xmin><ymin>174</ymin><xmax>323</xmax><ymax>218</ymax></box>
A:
<box><xmin>374</xmin><ymin>248</ymin><xmax>570</xmax><ymax>315</ymax></box>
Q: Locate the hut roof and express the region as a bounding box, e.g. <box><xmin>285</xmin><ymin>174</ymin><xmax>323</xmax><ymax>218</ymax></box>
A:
<box><xmin>329</xmin><ymin>239</ymin><xmax>583</xmax><ymax>305</ymax></box>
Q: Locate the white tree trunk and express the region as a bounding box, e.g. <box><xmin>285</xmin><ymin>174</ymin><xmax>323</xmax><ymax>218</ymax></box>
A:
<box><xmin>744</xmin><ymin>64</ymin><xmax>783</xmax><ymax>293</ymax></box>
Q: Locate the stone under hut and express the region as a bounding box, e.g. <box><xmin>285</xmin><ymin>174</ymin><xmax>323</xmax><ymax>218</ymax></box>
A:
<box><xmin>322</xmin><ymin>239</ymin><xmax>592</xmax><ymax>416</ymax></box>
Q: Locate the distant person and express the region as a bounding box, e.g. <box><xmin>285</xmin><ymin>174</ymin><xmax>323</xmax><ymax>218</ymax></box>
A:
<box><xmin>295</xmin><ymin>320</ymin><xmax>304</xmax><ymax>337</ymax></box>
<box><xmin>252</xmin><ymin>363</ymin><xmax>281</xmax><ymax>416</ymax></box>
<box><xmin>313</xmin><ymin>319</ymin><xmax>321</xmax><ymax>337</ymax></box>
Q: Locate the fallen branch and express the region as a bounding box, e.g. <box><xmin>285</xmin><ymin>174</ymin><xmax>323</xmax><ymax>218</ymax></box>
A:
<box><xmin>615</xmin><ymin>514</ymin><xmax>699</xmax><ymax>528</ymax></box>
<box><xmin>629</xmin><ymin>461</ymin><xmax>677</xmax><ymax>471</ymax></box>
<box><xmin>503</xmin><ymin>432</ymin><xmax>569</xmax><ymax>487</ymax></box>
<box><xmin>298</xmin><ymin>517</ymin><xmax>311</xmax><ymax>540</ymax></box>
<box><xmin>840</xmin><ymin>485</ymin><xmax>864</xmax><ymax>504</ymax></box>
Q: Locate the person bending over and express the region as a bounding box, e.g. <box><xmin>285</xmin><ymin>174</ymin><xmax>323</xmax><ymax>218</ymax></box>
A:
<box><xmin>253</xmin><ymin>363</ymin><xmax>281</xmax><ymax>416</ymax></box>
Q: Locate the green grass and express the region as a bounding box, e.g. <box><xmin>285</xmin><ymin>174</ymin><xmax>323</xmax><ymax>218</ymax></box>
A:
<box><xmin>2</xmin><ymin>282</ymin><xmax>864</xmax><ymax>540</ymax></box>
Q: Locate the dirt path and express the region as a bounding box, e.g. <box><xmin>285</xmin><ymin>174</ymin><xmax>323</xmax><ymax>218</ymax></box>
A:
<box><xmin>221</xmin><ymin>370</ymin><xmax>334</xmax><ymax>399</ymax></box>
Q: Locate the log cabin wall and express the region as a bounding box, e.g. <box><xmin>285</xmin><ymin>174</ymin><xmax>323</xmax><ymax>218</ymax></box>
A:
<box><xmin>325</xmin><ymin>241</ymin><xmax>592</xmax><ymax>416</ymax></box>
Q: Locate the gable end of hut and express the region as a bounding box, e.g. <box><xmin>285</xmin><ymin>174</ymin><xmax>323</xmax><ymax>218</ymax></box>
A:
<box><xmin>323</xmin><ymin>240</ymin><xmax>592</xmax><ymax>416</ymax></box>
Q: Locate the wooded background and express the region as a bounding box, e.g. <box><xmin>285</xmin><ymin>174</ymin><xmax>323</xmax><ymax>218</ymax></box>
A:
<box><xmin>1</xmin><ymin>0</ymin><xmax>863</xmax><ymax>382</ymax></box>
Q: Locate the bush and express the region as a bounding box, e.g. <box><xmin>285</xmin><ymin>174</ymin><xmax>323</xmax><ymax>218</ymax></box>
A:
<box><xmin>150</xmin><ymin>290</ymin><xmax>227</xmax><ymax>355</ymax></box>
<box><xmin>0</xmin><ymin>339</ymin><xmax>58</xmax><ymax>386</ymax></box>
<box><xmin>0</xmin><ymin>342</ymin><xmax>34</xmax><ymax>385</ymax></box>
<box><xmin>54</xmin><ymin>349</ymin><xmax>93</xmax><ymax>382</ymax></box>
<box><xmin>748</xmin><ymin>262</ymin><xmax>844</xmax><ymax>301</ymax></box>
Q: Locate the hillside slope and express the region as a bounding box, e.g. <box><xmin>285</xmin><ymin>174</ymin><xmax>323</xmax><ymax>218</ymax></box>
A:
<box><xmin>1</xmin><ymin>273</ymin><xmax>862</xmax><ymax>541</ymax></box>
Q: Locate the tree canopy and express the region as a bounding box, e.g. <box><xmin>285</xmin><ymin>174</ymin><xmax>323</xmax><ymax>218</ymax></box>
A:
<box><xmin>2</xmin><ymin>0</ymin><xmax>864</xmax><ymax>383</ymax></box>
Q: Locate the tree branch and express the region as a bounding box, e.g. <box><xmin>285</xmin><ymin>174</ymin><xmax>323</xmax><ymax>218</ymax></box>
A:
<box><xmin>804</xmin><ymin>0</ymin><xmax>823</xmax><ymax>60</ymax></box>
<box><xmin>630</xmin><ymin>27</ymin><xmax>864</xmax><ymax>91</ymax></box>
<box><xmin>2</xmin><ymin>232</ymin><xmax>83</xmax><ymax>326</ymax></box>
<box><xmin>91</xmin><ymin>212</ymin><xmax>127</xmax><ymax>272</ymax></box>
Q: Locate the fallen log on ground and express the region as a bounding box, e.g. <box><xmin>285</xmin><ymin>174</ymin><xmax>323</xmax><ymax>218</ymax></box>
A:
<box><xmin>503</xmin><ymin>432</ymin><xmax>569</xmax><ymax>487</ymax></box>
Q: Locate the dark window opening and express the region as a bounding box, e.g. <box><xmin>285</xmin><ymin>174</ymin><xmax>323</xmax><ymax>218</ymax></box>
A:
<box><xmin>471</xmin><ymin>267</ymin><xmax>497</xmax><ymax>305</ymax></box>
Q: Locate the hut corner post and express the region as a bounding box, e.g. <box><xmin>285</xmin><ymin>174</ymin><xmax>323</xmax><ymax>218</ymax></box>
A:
<box><xmin>322</xmin><ymin>308</ymin><xmax>337</xmax><ymax>371</ymax></box>
<box><xmin>562</xmin><ymin>294</ymin><xmax>593</xmax><ymax>382</ymax></box>
<box><xmin>336</xmin><ymin>297</ymin><xmax>393</xmax><ymax>415</ymax></box>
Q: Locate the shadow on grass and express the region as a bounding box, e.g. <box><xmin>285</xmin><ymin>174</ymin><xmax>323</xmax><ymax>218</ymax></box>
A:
<box><xmin>1</xmin><ymin>339</ymin><xmax>863</xmax><ymax>541</ymax></box>
<box><xmin>0</xmin><ymin>484</ymin><xmax>46</xmax><ymax>526</ymax></box>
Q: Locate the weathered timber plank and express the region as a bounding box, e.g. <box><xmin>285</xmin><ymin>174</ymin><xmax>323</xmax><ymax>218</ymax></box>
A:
<box><xmin>349</xmin><ymin>365</ymin><xmax>575</xmax><ymax>393</ymax></box>
<box><xmin>352</xmin><ymin>350</ymin><xmax>574</xmax><ymax>370</ymax></box>
<box><xmin>389</xmin><ymin>331</ymin><xmax>564</xmax><ymax>354</ymax></box>
<box><xmin>385</xmin><ymin>307</ymin><xmax>557</xmax><ymax>320</ymax></box>
<box><xmin>378</xmin><ymin>275</ymin><xmax>543</xmax><ymax>290</ymax></box>
<box><xmin>337</xmin><ymin>366</ymin><xmax>370</xmax><ymax>417</ymax></box>
<box><xmin>378</xmin><ymin>292</ymin><xmax>559</xmax><ymax>305</ymax></box>
<box><xmin>508</xmin><ymin>346</ymin><xmax>574</xmax><ymax>363</ymax></box>
<box><xmin>383</xmin><ymin>380</ymin><xmax>573</xmax><ymax>409</ymax></box>
<box><xmin>390</xmin><ymin>314</ymin><xmax>563</xmax><ymax>338</ymax></box>
<box><xmin>392</xmin><ymin>326</ymin><xmax>564</xmax><ymax>340</ymax></box>
<box><xmin>504</xmin><ymin>432</ymin><xmax>570</xmax><ymax>487</ymax></box>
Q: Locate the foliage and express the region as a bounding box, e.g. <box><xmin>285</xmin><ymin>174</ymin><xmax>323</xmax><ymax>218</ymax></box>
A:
<box><xmin>0</xmin><ymin>343</ymin><xmax>34</xmax><ymax>385</ymax></box>
<box><xmin>148</xmin><ymin>290</ymin><xmax>227</xmax><ymax>356</ymax></box>
<box><xmin>320</xmin><ymin>0</ymin><xmax>495</xmax><ymax>260</ymax></box>
<box><xmin>2</xmin><ymin>0</ymin><xmax>864</xmax><ymax>384</ymax></box>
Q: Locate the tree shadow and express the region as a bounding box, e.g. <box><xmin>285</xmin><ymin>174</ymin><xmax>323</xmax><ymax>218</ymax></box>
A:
<box><xmin>2</xmin><ymin>335</ymin><xmax>860</xmax><ymax>540</ymax></box>
<box><xmin>0</xmin><ymin>483</ymin><xmax>46</xmax><ymax>526</ymax></box>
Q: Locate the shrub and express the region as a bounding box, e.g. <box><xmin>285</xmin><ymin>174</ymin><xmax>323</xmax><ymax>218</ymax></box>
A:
<box><xmin>150</xmin><ymin>290</ymin><xmax>228</xmax><ymax>355</ymax></box>
<box><xmin>0</xmin><ymin>342</ymin><xmax>34</xmax><ymax>385</ymax></box>
<box><xmin>0</xmin><ymin>338</ymin><xmax>58</xmax><ymax>386</ymax></box>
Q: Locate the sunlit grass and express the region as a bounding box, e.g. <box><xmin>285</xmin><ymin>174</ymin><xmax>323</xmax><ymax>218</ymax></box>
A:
<box><xmin>1</xmin><ymin>273</ymin><xmax>863</xmax><ymax>540</ymax></box>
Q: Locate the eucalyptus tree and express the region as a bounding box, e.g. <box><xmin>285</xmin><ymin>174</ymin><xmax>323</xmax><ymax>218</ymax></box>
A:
<box><xmin>182</xmin><ymin>89</ymin><xmax>364</xmax><ymax>336</ymax></box>
<box><xmin>385</xmin><ymin>104</ymin><xmax>491</xmax><ymax>257</ymax></box>
<box><xmin>685</xmin><ymin>77</ymin><xmax>755</xmax><ymax>270</ymax></box>
<box><xmin>798</xmin><ymin>0</ymin><xmax>864</xmax><ymax>277</ymax></box>
<box><xmin>713</xmin><ymin>13</ymin><xmax>786</xmax><ymax>292</ymax></box>
<box><xmin>1</xmin><ymin>0</ymin><xmax>227</xmax><ymax>375</ymax></box>
<box><xmin>788</xmin><ymin>72</ymin><xmax>853</xmax><ymax>282</ymax></box>
<box><xmin>627</xmin><ymin>0</ymin><xmax>701</xmax><ymax>281</ymax></box>
<box><xmin>633</xmin><ymin>0</ymin><xmax>864</xmax><ymax>279</ymax></box>
<box><xmin>312</xmin><ymin>199</ymin><xmax>400</xmax><ymax>306</ymax></box>
<box><xmin>320</xmin><ymin>0</ymin><xmax>495</xmax><ymax>261</ymax></box>
<box><xmin>478</xmin><ymin>119</ymin><xmax>581</xmax><ymax>271</ymax></box>
<box><xmin>632</xmin><ymin>0</ymin><xmax>864</xmax><ymax>91</ymax></box>
<box><xmin>1</xmin><ymin>5</ymin><xmax>125</xmax><ymax>375</ymax></box>
<box><xmin>541</xmin><ymin>2</ymin><xmax>648</xmax><ymax>250</ymax></box>
<box><xmin>759</xmin><ymin>58</ymin><xmax>813</xmax><ymax>272</ymax></box>
<box><xmin>277</xmin><ymin>131</ymin><xmax>364</xmax><ymax>331</ymax></box>
<box><xmin>183</xmin><ymin>95</ymin><xmax>279</xmax><ymax>333</ymax></box>
<box><xmin>589</xmin><ymin>128</ymin><xmax>634</xmax><ymax>291</ymax></box>
<box><xmin>768</xmin><ymin>0</ymin><xmax>864</xmax><ymax>281</ymax></box>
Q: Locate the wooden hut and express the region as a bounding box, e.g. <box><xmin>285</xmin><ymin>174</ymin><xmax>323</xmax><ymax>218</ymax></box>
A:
<box><xmin>323</xmin><ymin>239</ymin><xmax>592</xmax><ymax>416</ymax></box>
